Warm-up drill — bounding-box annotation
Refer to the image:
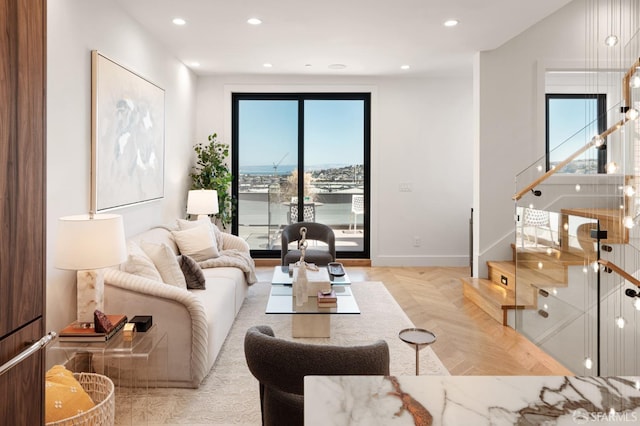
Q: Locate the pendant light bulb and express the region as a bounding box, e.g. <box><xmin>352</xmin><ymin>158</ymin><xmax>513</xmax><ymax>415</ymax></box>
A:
<box><xmin>634</xmin><ymin>298</ymin><xmax>640</xmax><ymax>311</ymax></box>
<box><xmin>623</xmin><ymin>216</ymin><xmax>635</xmax><ymax>229</ymax></box>
<box><xmin>584</xmin><ymin>357</ymin><xmax>593</xmax><ymax>369</ymax></box>
<box><xmin>605</xmin><ymin>34</ymin><xmax>619</xmax><ymax>46</ymax></box>
<box><xmin>616</xmin><ymin>316</ymin><xmax>626</xmax><ymax>329</ymax></box>
<box><xmin>630</xmin><ymin>75</ymin><xmax>640</xmax><ymax>89</ymax></box>
<box><xmin>626</xmin><ymin>108</ymin><xmax>639</xmax><ymax>121</ymax></box>
<box><xmin>606</xmin><ymin>162</ymin><xmax>618</xmax><ymax>174</ymax></box>
<box><xmin>593</xmin><ymin>135</ymin><xmax>604</xmax><ymax>147</ymax></box>
<box><xmin>624</xmin><ymin>185</ymin><xmax>635</xmax><ymax>197</ymax></box>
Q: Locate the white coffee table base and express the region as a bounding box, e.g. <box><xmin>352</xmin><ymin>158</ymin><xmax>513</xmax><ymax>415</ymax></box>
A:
<box><xmin>292</xmin><ymin>314</ymin><xmax>330</xmax><ymax>338</ymax></box>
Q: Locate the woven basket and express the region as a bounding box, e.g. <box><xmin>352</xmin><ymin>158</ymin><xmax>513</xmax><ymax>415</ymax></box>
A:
<box><xmin>46</xmin><ymin>372</ymin><xmax>115</xmax><ymax>426</ymax></box>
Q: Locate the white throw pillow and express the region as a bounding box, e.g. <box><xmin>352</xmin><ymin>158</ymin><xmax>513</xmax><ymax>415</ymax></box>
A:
<box><xmin>140</xmin><ymin>241</ymin><xmax>187</xmax><ymax>289</ymax></box>
<box><xmin>177</xmin><ymin>218</ymin><xmax>224</xmax><ymax>251</ymax></box>
<box><xmin>123</xmin><ymin>241</ymin><xmax>162</xmax><ymax>281</ymax></box>
<box><xmin>172</xmin><ymin>224</ymin><xmax>220</xmax><ymax>261</ymax></box>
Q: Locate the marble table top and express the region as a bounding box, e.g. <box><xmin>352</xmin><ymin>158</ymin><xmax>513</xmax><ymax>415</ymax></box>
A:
<box><xmin>304</xmin><ymin>375</ymin><xmax>640</xmax><ymax>425</ymax></box>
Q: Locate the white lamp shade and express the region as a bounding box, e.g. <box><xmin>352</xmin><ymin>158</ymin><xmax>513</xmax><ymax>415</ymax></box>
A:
<box><xmin>54</xmin><ymin>214</ymin><xmax>127</xmax><ymax>270</ymax></box>
<box><xmin>187</xmin><ymin>189</ymin><xmax>219</xmax><ymax>215</ymax></box>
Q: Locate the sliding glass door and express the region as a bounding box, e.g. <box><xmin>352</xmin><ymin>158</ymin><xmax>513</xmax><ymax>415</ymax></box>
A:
<box><xmin>232</xmin><ymin>93</ymin><xmax>370</xmax><ymax>259</ymax></box>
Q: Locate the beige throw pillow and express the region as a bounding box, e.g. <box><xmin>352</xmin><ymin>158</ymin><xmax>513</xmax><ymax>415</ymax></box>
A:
<box><xmin>123</xmin><ymin>241</ymin><xmax>162</xmax><ymax>281</ymax></box>
<box><xmin>177</xmin><ymin>218</ymin><xmax>224</xmax><ymax>251</ymax></box>
<box><xmin>172</xmin><ymin>224</ymin><xmax>220</xmax><ymax>261</ymax></box>
<box><xmin>140</xmin><ymin>241</ymin><xmax>187</xmax><ymax>289</ymax></box>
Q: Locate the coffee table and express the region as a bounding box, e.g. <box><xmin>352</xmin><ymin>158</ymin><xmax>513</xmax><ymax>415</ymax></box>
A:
<box><xmin>271</xmin><ymin>265</ymin><xmax>351</xmax><ymax>286</ymax></box>
<box><xmin>265</xmin><ymin>285</ymin><xmax>360</xmax><ymax>337</ymax></box>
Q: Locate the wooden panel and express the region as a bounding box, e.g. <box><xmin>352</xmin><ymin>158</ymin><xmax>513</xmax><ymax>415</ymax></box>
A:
<box><xmin>0</xmin><ymin>0</ymin><xmax>46</xmax><ymax>423</ymax></box>
<box><xmin>0</xmin><ymin>0</ymin><xmax>46</xmax><ymax>337</ymax></box>
<box><xmin>0</xmin><ymin>319</ymin><xmax>45</xmax><ymax>425</ymax></box>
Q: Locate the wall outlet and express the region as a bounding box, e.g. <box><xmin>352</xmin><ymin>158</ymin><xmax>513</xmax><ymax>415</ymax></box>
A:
<box><xmin>413</xmin><ymin>236</ymin><xmax>421</xmax><ymax>247</ymax></box>
<box><xmin>399</xmin><ymin>182</ymin><xmax>412</xmax><ymax>192</ymax></box>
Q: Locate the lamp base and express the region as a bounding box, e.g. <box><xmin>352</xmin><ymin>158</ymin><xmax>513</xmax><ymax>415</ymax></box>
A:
<box><xmin>196</xmin><ymin>214</ymin><xmax>210</xmax><ymax>221</ymax></box>
<box><xmin>77</xmin><ymin>269</ymin><xmax>105</xmax><ymax>325</ymax></box>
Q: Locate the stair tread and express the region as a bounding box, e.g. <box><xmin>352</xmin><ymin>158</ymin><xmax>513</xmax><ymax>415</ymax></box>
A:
<box><xmin>488</xmin><ymin>260</ymin><xmax>568</xmax><ymax>287</ymax></box>
<box><xmin>515</xmin><ymin>246</ymin><xmax>586</xmax><ymax>265</ymax></box>
<box><xmin>461</xmin><ymin>277</ymin><xmax>533</xmax><ymax>309</ymax></box>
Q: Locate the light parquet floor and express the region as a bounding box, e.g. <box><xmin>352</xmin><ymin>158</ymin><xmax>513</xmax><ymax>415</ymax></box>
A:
<box><xmin>256</xmin><ymin>265</ymin><xmax>572</xmax><ymax>376</ymax></box>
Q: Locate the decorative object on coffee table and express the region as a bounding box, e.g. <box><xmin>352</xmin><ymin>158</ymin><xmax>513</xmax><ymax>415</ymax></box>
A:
<box><xmin>399</xmin><ymin>327</ymin><xmax>437</xmax><ymax>375</ymax></box>
<box><xmin>293</xmin><ymin>227</ymin><xmax>309</xmax><ymax>306</ymax></box>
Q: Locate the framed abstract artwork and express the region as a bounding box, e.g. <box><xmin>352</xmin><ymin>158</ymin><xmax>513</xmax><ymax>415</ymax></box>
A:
<box><xmin>91</xmin><ymin>50</ymin><xmax>165</xmax><ymax>212</ymax></box>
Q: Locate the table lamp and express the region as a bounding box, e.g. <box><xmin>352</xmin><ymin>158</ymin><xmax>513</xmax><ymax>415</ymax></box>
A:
<box><xmin>54</xmin><ymin>213</ymin><xmax>127</xmax><ymax>326</ymax></box>
<box><xmin>187</xmin><ymin>189</ymin><xmax>219</xmax><ymax>221</ymax></box>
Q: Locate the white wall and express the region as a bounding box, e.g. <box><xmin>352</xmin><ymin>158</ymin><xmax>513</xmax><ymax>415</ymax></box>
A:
<box><xmin>474</xmin><ymin>0</ymin><xmax>597</xmax><ymax>277</ymax></box>
<box><xmin>196</xmin><ymin>74</ymin><xmax>473</xmax><ymax>266</ymax></box>
<box><xmin>46</xmin><ymin>0</ymin><xmax>197</xmax><ymax>332</ymax></box>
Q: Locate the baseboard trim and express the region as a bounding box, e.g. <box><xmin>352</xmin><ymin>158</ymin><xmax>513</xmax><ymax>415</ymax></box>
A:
<box><xmin>373</xmin><ymin>255</ymin><xmax>469</xmax><ymax>267</ymax></box>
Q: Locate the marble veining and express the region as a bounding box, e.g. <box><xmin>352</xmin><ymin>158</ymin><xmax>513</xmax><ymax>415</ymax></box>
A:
<box><xmin>304</xmin><ymin>376</ymin><xmax>640</xmax><ymax>425</ymax></box>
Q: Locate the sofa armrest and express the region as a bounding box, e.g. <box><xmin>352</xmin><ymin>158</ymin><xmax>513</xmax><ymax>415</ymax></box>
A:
<box><xmin>103</xmin><ymin>268</ymin><xmax>209</xmax><ymax>387</ymax></box>
<box><xmin>222</xmin><ymin>233</ymin><xmax>250</xmax><ymax>252</ymax></box>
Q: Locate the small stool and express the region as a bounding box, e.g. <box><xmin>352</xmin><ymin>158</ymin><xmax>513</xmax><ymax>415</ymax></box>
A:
<box><xmin>399</xmin><ymin>328</ymin><xmax>437</xmax><ymax>375</ymax></box>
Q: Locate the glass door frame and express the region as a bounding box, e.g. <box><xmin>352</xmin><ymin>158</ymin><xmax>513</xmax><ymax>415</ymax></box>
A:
<box><xmin>231</xmin><ymin>92</ymin><xmax>371</xmax><ymax>259</ymax></box>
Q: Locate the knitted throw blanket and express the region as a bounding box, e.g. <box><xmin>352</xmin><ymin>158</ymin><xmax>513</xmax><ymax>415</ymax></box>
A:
<box><xmin>198</xmin><ymin>249</ymin><xmax>257</xmax><ymax>285</ymax></box>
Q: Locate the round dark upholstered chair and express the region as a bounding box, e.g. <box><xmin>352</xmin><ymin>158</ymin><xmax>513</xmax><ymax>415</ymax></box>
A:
<box><xmin>281</xmin><ymin>222</ymin><xmax>336</xmax><ymax>266</ymax></box>
<box><xmin>244</xmin><ymin>325</ymin><xmax>390</xmax><ymax>426</ymax></box>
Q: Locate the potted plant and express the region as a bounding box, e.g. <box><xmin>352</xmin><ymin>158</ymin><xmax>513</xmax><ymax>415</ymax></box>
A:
<box><xmin>190</xmin><ymin>133</ymin><xmax>235</xmax><ymax>228</ymax></box>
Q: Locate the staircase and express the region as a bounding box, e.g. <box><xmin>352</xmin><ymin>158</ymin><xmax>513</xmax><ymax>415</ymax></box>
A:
<box><xmin>463</xmin><ymin>201</ymin><xmax>636</xmax><ymax>374</ymax></box>
<box><xmin>462</xmin><ymin>245</ymin><xmax>585</xmax><ymax>326</ymax></box>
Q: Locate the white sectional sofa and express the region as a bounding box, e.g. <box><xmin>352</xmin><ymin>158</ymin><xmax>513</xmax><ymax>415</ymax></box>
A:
<box><xmin>103</xmin><ymin>222</ymin><xmax>255</xmax><ymax>388</ymax></box>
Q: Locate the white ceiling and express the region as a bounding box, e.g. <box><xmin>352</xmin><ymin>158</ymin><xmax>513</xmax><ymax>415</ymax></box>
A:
<box><xmin>115</xmin><ymin>0</ymin><xmax>573</xmax><ymax>77</ymax></box>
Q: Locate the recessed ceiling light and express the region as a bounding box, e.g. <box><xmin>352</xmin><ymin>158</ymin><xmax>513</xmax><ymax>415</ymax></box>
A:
<box><xmin>263</xmin><ymin>63</ymin><xmax>273</xmax><ymax>68</ymax></box>
<box><xmin>443</xmin><ymin>19</ymin><xmax>459</xmax><ymax>27</ymax></box>
<box><xmin>247</xmin><ymin>18</ymin><xmax>262</xmax><ymax>25</ymax></box>
<box><xmin>401</xmin><ymin>65</ymin><xmax>410</xmax><ymax>70</ymax></box>
<box><xmin>172</xmin><ymin>17</ymin><xmax>186</xmax><ymax>26</ymax></box>
<box><xmin>328</xmin><ymin>64</ymin><xmax>346</xmax><ymax>70</ymax></box>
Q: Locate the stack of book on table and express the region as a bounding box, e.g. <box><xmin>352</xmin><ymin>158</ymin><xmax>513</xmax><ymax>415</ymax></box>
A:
<box><xmin>58</xmin><ymin>313</ymin><xmax>128</xmax><ymax>342</ymax></box>
<box><xmin>317</xmin><ymin>290</ymin><xmax>337</xmax><ymax>308</ymax></box>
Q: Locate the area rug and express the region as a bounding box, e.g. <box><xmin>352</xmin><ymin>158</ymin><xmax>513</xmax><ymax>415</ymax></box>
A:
<box><xmin>119</xmin><ymin>281</ymin><xmax>449</xmax><ymax>425</ymax></box>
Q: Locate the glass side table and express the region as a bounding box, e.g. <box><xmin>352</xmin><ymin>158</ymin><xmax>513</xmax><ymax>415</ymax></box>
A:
<box><xmin>48</xmin><ymin>324</ymin><xmax>168</xmax><ymax>425</ymax></box>
<box><xmin>399</xmin><ymin>328</ymin><xmax>436</xmax><ymax>375</ymax></box>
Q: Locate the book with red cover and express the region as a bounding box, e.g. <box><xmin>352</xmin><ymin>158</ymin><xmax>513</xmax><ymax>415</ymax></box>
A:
<box><xmin>317</xmin><ymin>290</ymin><xmax>337</xmax><ymax>303</ymax></box>
<box><xmin>58</xmin><ymin>314</ymin><xmax>128</xmax><ymax>342</ymax></box>
<box><xmin>317</xmin><ymin>290</ymin><xmax>337</xmax><ymax>308</ymax></box>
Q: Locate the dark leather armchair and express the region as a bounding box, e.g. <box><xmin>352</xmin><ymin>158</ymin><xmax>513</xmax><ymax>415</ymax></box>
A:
<box><xmin>244</xmin><ymin>325</ymin><xmax>390</xmax><ymax>426</ymax></box>
<box><xmin>281</xmin><ymin>222</ymin><xmax>336</xmax><ymax>266</ymax></box>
